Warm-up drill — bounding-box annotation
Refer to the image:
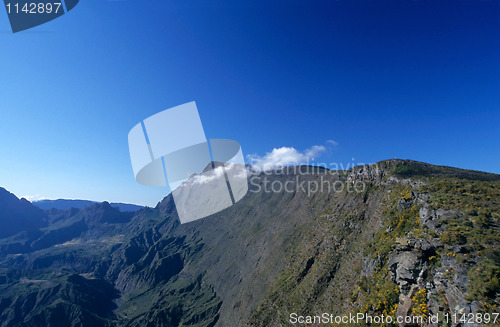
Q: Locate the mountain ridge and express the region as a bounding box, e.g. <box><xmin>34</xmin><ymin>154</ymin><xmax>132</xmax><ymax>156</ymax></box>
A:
<box><xmin>33</xmin><ymin>199</ymin><xmax>144</xmax><ymax>212</ymax></box>
<box><xmin>0</xmin><ymin>159</ymin><xmax>498</xmax><ymax>327</ymax></box>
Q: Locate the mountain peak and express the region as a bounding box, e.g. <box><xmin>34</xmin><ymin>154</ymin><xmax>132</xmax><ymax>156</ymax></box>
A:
<box><xmin>0</xmin><ymin>187</ymin><xmax>46</xmax><ymax>238</ymax></box>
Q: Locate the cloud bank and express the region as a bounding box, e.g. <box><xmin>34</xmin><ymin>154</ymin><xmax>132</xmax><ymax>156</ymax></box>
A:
<box><xmin>21</xmin><ymin>194</ymin><xmax>46</xmax><ymax>202</ymax></box>
<box><xmin>247</xmin><ymin>144</ymin><xmax>330</xmax><ymax>172</ymax></box>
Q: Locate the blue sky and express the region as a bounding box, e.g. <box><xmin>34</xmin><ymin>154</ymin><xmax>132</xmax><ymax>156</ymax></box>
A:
<box><xmin>0</xmin><ymin>0</ymin><xmax>499</xmax><ymax>206</ymax></box>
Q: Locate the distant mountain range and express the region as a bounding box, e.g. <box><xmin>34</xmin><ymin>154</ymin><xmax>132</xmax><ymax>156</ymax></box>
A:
<box><xmin>33</xmin><ymin>199</ymin><xmax>144</xmax><ymax>212</ymax></box>
<box><xmin>0</xmin><ymin>159</ymin><xmax>498</xmax><ymax>327</ymax></box>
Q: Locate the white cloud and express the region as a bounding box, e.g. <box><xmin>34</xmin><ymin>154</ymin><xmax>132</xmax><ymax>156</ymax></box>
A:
<box><xmin>190</xmin><ymin>166</ymin><xmax>225</xmax><ymax>185</ymax></box>
<box><xmin>20</xmin><ymin>194</ymin><xmax>47</xmax><ymax>202</ymax></box>
<box><xmin>326</xmin><ymin>139</ymin><xmax>339</xmax><ymax>147</ymax></box>
<box><xmin>247</xmin><ymin>145</ymin><xmax>327</xmax><ymax>172</ymax></box>
<box><xmin>187</xmin><ymin>163</ymin><xmax>248</xmax><ymax>186</ymax></box>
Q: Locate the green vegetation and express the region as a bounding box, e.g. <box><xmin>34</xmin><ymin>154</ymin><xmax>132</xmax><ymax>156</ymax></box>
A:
<box><xmin>367</xmin><ymin>186</ymin><xmax>422</xmax><ymax>261</ymax></box>
<box><xmin>423</xmin><ymin>178</ymin><xmax>500</xmax><ymax>311</ymax></box>
<box><xmin>393</xmin><ymin>164</ymin><xmax>427</xmax><ymax>177</ymax></box>
<box><xmin>468</xmin><ymin>259</ymin><xmax>500</xmax><ymax>305</ymax></box>
<box><xmin>411</xmin><ymin>288</ymin><xmax>428</xmax><ymax>317</ymax></box>
<box><xmin>354</xmin><ymin>267</ymin><xmax>400</xmax><ymax>327</ymax></box>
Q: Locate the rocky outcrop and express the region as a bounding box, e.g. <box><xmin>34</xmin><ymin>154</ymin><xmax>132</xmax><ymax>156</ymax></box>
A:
<box><xmin>388</xmin><ymin>234</ymin><xmax>480</xmax><ymax>327</ymax></box>
<box><xmin>389</xmin><ymin>238</ymin><xmax>439</xmax><ymax>295</ymax></box>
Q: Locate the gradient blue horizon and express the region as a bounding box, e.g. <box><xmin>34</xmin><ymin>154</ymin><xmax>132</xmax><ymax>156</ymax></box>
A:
<box><xmin>0</xmin><ymin>0</ymin><xmax>498</xmax><ymax>206</ymax></box>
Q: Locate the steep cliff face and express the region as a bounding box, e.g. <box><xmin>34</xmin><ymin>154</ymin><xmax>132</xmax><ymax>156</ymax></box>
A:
<box><xmin>249</xmin><ymin>161</ymin><xmax>499</xmax><ymax>327</ymax></box>
<box><xmin>0</xmin><ymin>160</ymin><xmax>498</xmax><ymax>327</ymax></box>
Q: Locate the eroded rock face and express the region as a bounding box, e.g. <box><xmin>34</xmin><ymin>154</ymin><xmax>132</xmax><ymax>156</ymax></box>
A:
<box><xmin>389</xmin><ymin>238</ymin><xmax>431</xmax><ymax>326</ymax></box>
<box><xmin>419</xmin><ymin>204</ymin><xmax>465</xmax><ymax>234</ymax></box>
<box><xmin>427</xmin><ymin>268</ymin><xmax>480</xmax><ymax>327</ymax></box>
<box><xmin>388</xmin><ymin>234</ymin><xmax>481</xmax><ymax>327</ymax></box>
<box><xmin>347</xmin><ymin>164</ymin><xmax>386</xmax><ymax>184</ymax></box>
<box><xmin>389</xmin><ymin>249</ymin><xmax>424</xmax><ymax>295</ymax></box>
